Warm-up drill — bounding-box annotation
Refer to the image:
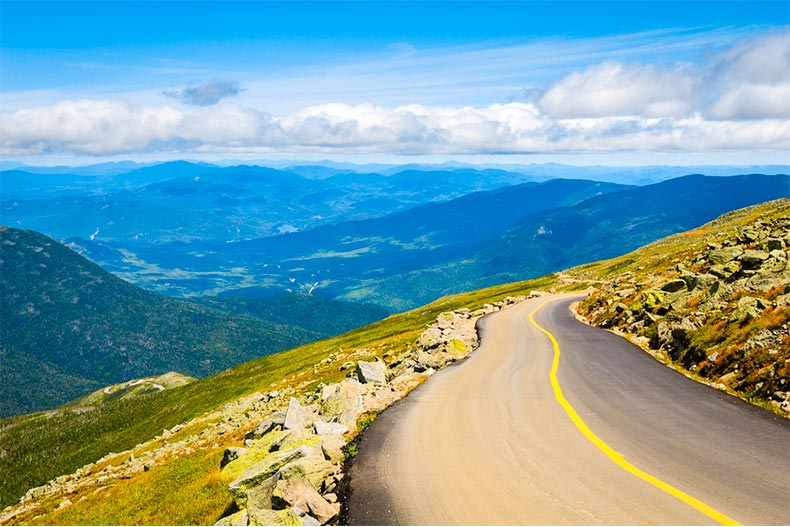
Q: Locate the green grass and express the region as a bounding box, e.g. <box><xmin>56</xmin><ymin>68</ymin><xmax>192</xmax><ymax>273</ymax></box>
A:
<box><xmin>0</xmin><ymin>273</ymin><xmax>558</xmax><ymax>511</ymax></box>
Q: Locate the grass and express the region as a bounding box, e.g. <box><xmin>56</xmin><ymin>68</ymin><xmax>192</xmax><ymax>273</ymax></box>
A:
<box><xmin>0</xmin><ymin>273</ymin><xmax>559</xmax><ymax>514</ymax></box>
<box><xmin>21</xmin><ymin>448</ymin><xmax>229</xmax><ymax>526</ymax></box>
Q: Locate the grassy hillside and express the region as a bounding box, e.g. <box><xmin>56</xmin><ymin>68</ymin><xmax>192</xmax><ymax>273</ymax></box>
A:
<box><xmin>195</xmin><ymin>293</ymin><xmax>389</xmax><ymax>338</ymax></box>
<box><xmin>570</xmin><ymin>198</ymin><xmax>790</xmax><ymax>415</ymax></box>
<box><xmin>0</xmin><ymin>227</ymin><xmax>382</xmax><ymax>417</ymax></box>
<box><xmin>0</xmin><ymin>274</ymin><xmax>561</xmax><ymax>512</ymax></box>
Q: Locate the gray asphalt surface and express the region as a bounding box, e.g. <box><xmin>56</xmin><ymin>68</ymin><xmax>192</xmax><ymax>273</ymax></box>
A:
<box><xmin>346</xmin><ymin>294</ymin><xmax>790</xmax><ymax>525</ymax></box>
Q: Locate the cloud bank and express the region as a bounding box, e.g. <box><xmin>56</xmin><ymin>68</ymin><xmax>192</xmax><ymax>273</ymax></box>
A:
<box><xmin>2</xmin><ymin>31</ymin><xmax>788</xmax><ymax>157</ymax></box>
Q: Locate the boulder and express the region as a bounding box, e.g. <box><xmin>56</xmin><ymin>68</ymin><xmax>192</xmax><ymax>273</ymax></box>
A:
<box><xmin>221</xmin><ymin>447</ymin><xmax>248</xmax><ymax>469</ymax></box>
<box><xmin>642</xmin><ymin>290</ymin><xmax>665</xmax><ymax>311</ymax></box>
<box><xmin>764</xmin><ymin>238</ymin><xmax>784</xmax><ymax>251</ymax></box>
<box><xmin>660</xmin><ymin>279</ymin><xmax>687</xmax><ymax>293</ymax></box>
<box><xmin>247</xmin><ymin>507</ymin><xmax>302</xmax><ymax>526</ymax></box>
<box><xmin>436</xmin><ymin>312</ymin><xmax>455</xmax><ymax>329</ymax></box>
<box><xmin>356</xmin><ymin>360</ymin><xmax>387</xmax><ymax>385</ymax></box>
<box><xmin>739</xmin><ymin>250</ymin><xmax>770</xmax><ymax>270</ymax></box>
<box><xmin>444</xmin><ymin>339</ymin><xmax>468</xmax><ymax>360</ymax></box>
<box><xmin>313</xmin><ymin>420</ymin><xmax>348</xmax><ymax>436</ymax></box>
<box><xmin>418</xmin><ymin>327</ymin><xmax>444</xmax><ymax>349</ymax></box>
<box><xmin>277</xmin><ymin>455</ymin><xmax>335</xmax><ymax>491</ymax></box>
<box><xmin>246</xmin><ymin>419</ymin><xmax>281</xmax><ymax>440</ymax></box>
<box><xmin>285</xmin><ymin>398</ymin><xmax>314</xmax><ymax>431</ymax></box>
<box><xmin>319</xmin><ymin>380</ymin><xmax>365</xmax><ymax>431</ymax></box>
<box><xmin>708</xmin><ymin>247</ymin><xmax>743</xmax><ymax>264</ymax></box>
<box><xmin>272</xmin><ymin>477</ymin><xmax>339</xmax><ymax>525</ymax></box>
<box><xmin>319</xmin><ymin>434</ymin><xmax>346</xmax><ymax>464</ymax></box>
<box><xmin>229</xmin><ymin>446</ymin><xmax>311</xmax><ymax>499</ymax></box>
<box><xmin>214</xmin><ymin>509</ymin><xmax>249</xmax><ymax>526</ymax></box>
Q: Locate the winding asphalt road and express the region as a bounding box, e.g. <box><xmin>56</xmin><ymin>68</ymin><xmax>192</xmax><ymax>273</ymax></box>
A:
<box><xmin>347</xmin><ymin>294</ymin><xmax>790</xmax><ymax>525</ymax></box>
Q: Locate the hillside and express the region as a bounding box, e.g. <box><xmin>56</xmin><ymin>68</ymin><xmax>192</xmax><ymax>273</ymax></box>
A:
<box><xmin>570</xmin><ymin>198</ymin><xmax>790</xmax><ymax>414</ymax></box>
<box><xmin>354</xmin><ymin>173</ymin><xmax>790</xmax><ymax>309</ymax></box>
<box><xmin>0</xmin><ymin>200</ymin><xmax>787</xmax><ymax>524</ymax></box>
<box><xmin>0</xmin><ymin>227</ymin><xmax>384</xmax><ymax>417</ymax></box>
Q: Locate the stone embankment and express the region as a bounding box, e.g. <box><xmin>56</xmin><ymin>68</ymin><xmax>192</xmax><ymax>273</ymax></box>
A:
<box><xmin>1</xmin><ymin>296</ymin><xmax>530</xmax><ymax>526</ymax></box>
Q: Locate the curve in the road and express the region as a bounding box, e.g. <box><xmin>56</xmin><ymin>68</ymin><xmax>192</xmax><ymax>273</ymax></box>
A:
<box><xmin>347</xmin><ymin>294</ymin><xmax>790</xmax><ymax>525</ymax></box>
<box><xmin>528</xmin><ymin>301</ymin><xmax>739</xmax><ymax>526</ymax></box>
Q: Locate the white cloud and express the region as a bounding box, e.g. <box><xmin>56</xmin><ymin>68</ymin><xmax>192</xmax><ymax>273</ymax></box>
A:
<box><xmin>2</xmin><ymin>100</ymin><xmax>788</xmax><ymax>157</ymax></box>
<box><xmin>536</xmin><ymin>30</ymin><xmax>790</xmax><ymax>121</ymax></box>
<box><xmin>538</xmin><ymin>62</ymin><xmax>698</xmax><ymax>118</ymax></box>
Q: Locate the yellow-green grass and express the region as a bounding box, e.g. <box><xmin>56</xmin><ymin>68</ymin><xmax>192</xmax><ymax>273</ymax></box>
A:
<box><xmin>21</xmin><ymin>448</ymin><xmax>228</xmax><ymax>526</ymax></box>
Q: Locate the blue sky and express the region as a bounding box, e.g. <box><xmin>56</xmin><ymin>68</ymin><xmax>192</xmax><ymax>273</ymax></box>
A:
<box><xmin>1</xmin><ymin>1</ymin><xmax>789</xmax><ymax>165</ymax></box>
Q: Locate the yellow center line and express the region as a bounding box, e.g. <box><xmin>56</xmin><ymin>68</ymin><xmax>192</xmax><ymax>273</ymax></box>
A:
<box><xmin>528</xmin><ymin>301</ymin><xmax>741</xmax><ymax>526</ymax></box>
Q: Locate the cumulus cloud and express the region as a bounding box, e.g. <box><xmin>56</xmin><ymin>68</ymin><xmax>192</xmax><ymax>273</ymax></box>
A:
<box><xmin>2</xmin><ymin>100</ymin><xmax>788</xmax><ymax>157</ymax></box>
<box><xmin>538</xmin><ymin>62</ymin><xmax>699</xmax><ymax>118</ymax></box>
<box><xmin>164</xmin><ymin>80</ymin><xmax>243</xmax><ymax>106</ymax></box>
<box><xmin>537</xmin><ymin>30</ymin><xmax>790</xmax><ymax>121</ymax></box>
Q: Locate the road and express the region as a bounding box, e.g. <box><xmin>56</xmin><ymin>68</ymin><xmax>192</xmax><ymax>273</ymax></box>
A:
<box><xmin>347</xmin><ymin>294</ymin><xmax>790</xmax><ymax>525</ymax></box>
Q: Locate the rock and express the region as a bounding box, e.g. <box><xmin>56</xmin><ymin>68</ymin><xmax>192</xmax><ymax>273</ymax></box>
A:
<box><xmin>660</xmin><ymin>279</ymin><xmax>687</xmax><ymax>293</ymax></box>
<box><xmin>339</xmin><ymin>361</ymin><xmax>354</xmax><ymax>371</ymax></box>
<box><xmin>614</xmin><ymin>302</ymin><xmax>628</xmax><ymax>313</ymax></box>
<box><xmin>302</xmin><ymin>515</ymin><xmax>321</xmax><ymax>526</ymax></box>
<box><xmin>763</xmin><ymin>238</ymin><xmax>784</xmax><ymax>251</ymax></box>
<box><xmin>718</xmin><ymin>371</ymin><xmax>739</xmax><ymax>385</ymax></box>
<box><xmin>444</xmin><ymin>339</ymin><xmax>468</xmax><ymax>360</ymax></box>
<box><xmin>229</xmin><ymin>446</ymin><xmax>311</xmax><ymax>499</ymax></box>
<box><xmin>739</xmin><ymin>250</ymin><xmax>770</xmax><ymax>270</ymax></box>
<box><xmin>277</xmin><ymin>455</ymin><xmax>335</xmax><ymax>491</ymax></box>
<box><xmin>313</xmin><ymin>420</ymin><xmax>348</xmax><ymax>436</ymax></box>
<box><xmin>681</xmin><ymin>272</ymin><xmax>718</xmax><ymax>291</ymax></box>
<box><xmin>221</xmin><ymin>447</ymin><xmax>248</xmax><ymax>469</ymax></box>
<box><xmin>56</xmin><ymin>498</ymin><xmax>72</xmax><ymax>510</ymax></box>
<box><xmin>642</xmin><ymin>290</ymin><xmax>665</xmax><ymax>311</ymax></box>
<box><xmin>436</xmin><ymin>312</ymin><xmax>455</xmax><ymax>329</ymax></box>
<box><xmin>709</xmin><ymin>247</ymin><xmax>743</xmax><ymax>264</ymax></box>
<box><xmin>356</xmin><ymin>360</ymin><xmax>387</xmax><ymax>385</ymax></box>
<box><xmin>319</xmin><ymin>434</ymin><xmax>346</xmax><ymax>464</ymax></box>
<box><xmin>323</xmin><ymin>493</ymin><xmax>338</xmax><ymax>504</ymax></box>
<box><xmin>729</xmin><ymin>296</ymin><xmax>762</xmax><ymax>322</ymax></box>
<box><xmin>272</xmin><ymin>477</ymin><xmax>339</xmax><ymax>525</ymax></box>
<box><xmin>417</xmin><ymin>351</ymin><xmax>449</xmax><ymax>370</ymax></box>
<box><xmin>319</xmin><ymin>380</ymin><xmax>365</xmax><ymax>431</ymax></box>
<box><xmin>246</xmin><ymin>419</ymin><xmax>281</xmax><ymax>440</ymax></box>
<box><xmin>247</xmin><ymin>507</ymin><xmax>302</xmax><ymax>526</ymax></box>
<box><xmin>214</xmin><ymin>509</ymin><xmax>249</xmax><ymax>526</ymax></box>
<box><xmin>285</xmin><ymin>398</ymin><xmax>314</xmax><ymax>431</ymax></box>
<box><xmin>418</xmin><ymin>327</ymin><xmax>444</xmax><ymax>349</ymax></box>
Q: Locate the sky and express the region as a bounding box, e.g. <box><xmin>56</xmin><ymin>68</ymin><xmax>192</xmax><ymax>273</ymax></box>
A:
<box><xmin>1</xmin><ymin>0</ymin><xmax>789</xmax><ymax>166</ymax></box>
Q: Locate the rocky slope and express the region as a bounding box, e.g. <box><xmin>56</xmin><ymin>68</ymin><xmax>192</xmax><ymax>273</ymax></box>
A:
<box><xmin>572</xmin><ymin>198</ymin><xmax>790</xmax><ymax>414</ymax></box>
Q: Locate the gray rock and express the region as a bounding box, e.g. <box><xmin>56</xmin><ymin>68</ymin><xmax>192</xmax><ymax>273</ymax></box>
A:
<box><xmin>229</xmin><ymin>446</ymin><xmax>311</xmax><ymax>497</ymax></box>
<box><xmin>285</xmin><ymin>398</ymin><xmax>314</xmax><ymax>431</ymax></box>
<box><xmin>739</xmin><ymin>249</ymin><xmax>770</xmax><ymax>270</ymax></box>
<box><xmin>709</xmin><ymin>247</ymin><xmax>743</xmax><ymax>265</ymax></box>
<box><xmin>418</xmin><ymin>326</ymin><xmax>443</xmax><ymax>349</ymax></box>
<box><xmin>356</xmin><ymin>360</ymin><xmax>387</xmax><ymax>385</ymax></box>
<box><xmin>313</xmin><ymin>420</ymin><xmax>349</xmax><ymax>436</ymax></box>
<box><xmin>319</xmin><ymin>380</ymin><xmax>364</xmax><ymax>430</ymax></box>
<box><xmin>246</xmin><ymin>419</ymin><xmax>281</xmax><ymax>440</ymax></box>
<box><xmin>247</xmin><ymin>507</ymin><xmax>301</xmax><ymax>526</ymax></box>
<box><xmin>320</xmin><ymin>434</ymin><xmax>346</xmax><ymax>464</ymax></box>
<box><xmin>277</xmin><ymin>455</ymin><xmax>335</xmax><ymax>491</ymax></box>
<box><xmin>272</xmin><ymin>477</ymin><xmax>339</xmax><ymax>525</ymax></box>
<box><xmin>214</xmin><ymin>509</ymin><xmax>248</xmax><ymax>526</ymax></box>
<box><xmin>660</xmin><ymin>279</ymin><xmax>687</xmax><ymax>293</ymax></box>
<box><xmin>221</xmin><ymin>447</ymin><xmax>248</xmax><ymax>469</ymax></box>
<box><xmin>436</xmin><ymin>312</ymin><xmax>455</xmax><ymax>329</ymax></box>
